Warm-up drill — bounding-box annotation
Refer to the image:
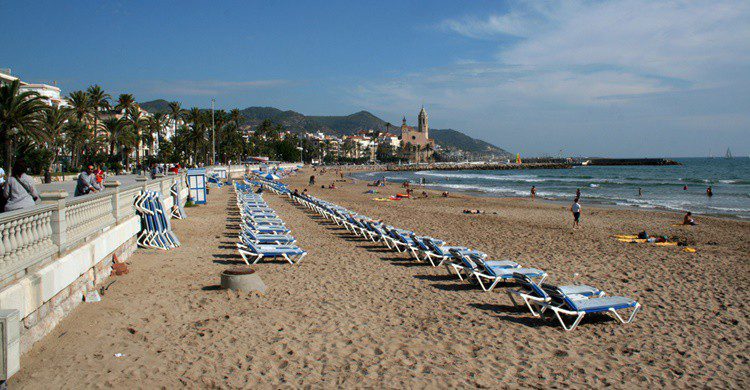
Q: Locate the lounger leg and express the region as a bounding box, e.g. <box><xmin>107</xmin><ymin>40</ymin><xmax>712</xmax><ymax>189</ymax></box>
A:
<box><xmin>553</xmin><ymin>309</ymin><xmax>585</xmax><ymax>331</ymax></box>
<box><xmin>254</xmin><ymin>254</ymin><xmax>264</xmax><ymax>264</ymax></box>
<box><xmin>609</xmin><ymin>304</ymin><xmax>640</xmax><ymax>324</ymax></box>
<box><xmin>283</xmin><ymin>254</ymin><xmax>294</xmax><ymax>265</ymax></box>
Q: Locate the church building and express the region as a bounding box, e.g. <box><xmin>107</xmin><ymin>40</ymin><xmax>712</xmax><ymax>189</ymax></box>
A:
<box><xmin>400</xmin><ymin>107</ymin><xmax>434</xmax><ymax>163</ymax></box>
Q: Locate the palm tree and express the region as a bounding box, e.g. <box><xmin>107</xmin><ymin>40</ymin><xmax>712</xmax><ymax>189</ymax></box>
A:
<box><xmin>103</xmin><ymin>117</ymin><xmax>126</xmax><ymax>157</ymax></box>
<box><xmin>0</xmin><ymin>80</ymin><xmax>49</xmax><ymax>173</ymax></box>
<box><xmin>168</xmin><ymin>101</ymin><xmax>182</xmax><ymax>137</ymax></box>
<box><xmin>41</xmin><ymin>106</ymin><xmax>72</xmax><ymax>182</ymax></box>
<box><xmin>126</xmin><ymin>107</ymin><xmax>148</xmax><ymax>168</ymax></box>
<box><xmin>115</xmin><ymin>93</ymin><xmax>136</xmax><ymax>114</ymax></box>
<box><xmin>149</xmin><ymin>112</ymin><xmax>168</xmax><ymax>144</ymax></box>
<box><xmin>67</xmin><ymin>90</ymin><xmax>94</xmax><ymax>168</ymax></box>
<box><xmin>230</xmin><ymin>108</ymin><xmax>242</xmax><ymax>128</ymax></box>
<box><xmin>86</xmin><ymin>84</ymin><xmax>110</xmax><ymax>142</ymax></box>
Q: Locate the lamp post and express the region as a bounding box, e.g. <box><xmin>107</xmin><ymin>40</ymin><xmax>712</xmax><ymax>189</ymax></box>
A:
<box><xmin>211</xmin><ymin>98</ymin><xmax>216</xmax><ymax>166</ymax></box>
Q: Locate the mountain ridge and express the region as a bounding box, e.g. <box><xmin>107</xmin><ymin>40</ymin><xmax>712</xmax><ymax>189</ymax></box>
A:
<box><xmin>140</xmin><ymin>99</ymin><xmax>510</xmax><ymax>156</ymax></box>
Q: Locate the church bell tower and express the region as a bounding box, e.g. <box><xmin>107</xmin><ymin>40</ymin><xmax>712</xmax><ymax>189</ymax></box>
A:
<box><xmin>418</xmin><ymin>106</ymin><xmax>428</xmax><ymax>137</ymax></box>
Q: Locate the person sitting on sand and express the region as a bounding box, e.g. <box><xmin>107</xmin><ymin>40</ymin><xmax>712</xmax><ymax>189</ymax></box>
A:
<box><xmin>683</xmin><ymin>212</ymin><xmax>697</xmax><ymax>225</ymax></box>
<box><xmin>329</xmin><ymin>182</ymin><xmax>336</xmax><ymax>189</ymax></box>
<box><xmin>442</xmin><ymin>191</ymin><xmax>449</xmax><ymax>198</ymax></box>
<box><xmin>571</xmin><ymin>197</ymin><xmax>581</xmax><ymax>228</ymax></box>
<box><xmin>463</xmin><ymin>209</ymin><xmax>482</xmax><ymax>214</ymax></box>
<box><xmin>421</xmin><ymin>191</ymin><xmax>428</xmax><ymax>198</ymax></box>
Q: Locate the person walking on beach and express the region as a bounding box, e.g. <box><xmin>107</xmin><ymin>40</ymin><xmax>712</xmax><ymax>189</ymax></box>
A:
<box><xmin>2</xmin><ymin>160</ymin><xmax>40</xmax><ymax>212</ymax></box>
<box><xmin>707</xmin><ymin>186</ymin><xmax>713</xmax><ymax>197</ymax></box>
<box><xmin>309</xmin><ymin>175</ymin><xmax>315</xmax><ymax>186</ymax></box>
<box><xmin>531</xmin><ymin>185</ymin><xmax>536</xmax><ymax>201</ymax></box>
<box><xmin>638</xmin><ymin>187</ymin><xmax>642</xmax><ymax>196</ymax></box>
<box><xmin>571</xmin><ymin>197</ymin><xmax>581</xmax><ymax>228</ymax></box>
<box><xmin>576</xmin><ymin>188</ymin><xmax>581</xmax><ymax>198</ymax></box>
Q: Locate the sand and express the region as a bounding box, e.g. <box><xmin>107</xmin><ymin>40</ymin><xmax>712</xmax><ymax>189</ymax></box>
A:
<box><xmin>10</xmin><ymin>168</ymin><xmax>750</xmax><ymax>388</ymax></box>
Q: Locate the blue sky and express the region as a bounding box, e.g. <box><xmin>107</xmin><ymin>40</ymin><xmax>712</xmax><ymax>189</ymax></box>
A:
<box><xmin>2</xmin><ymin>0</ymin><xmax>749</xmax><ymax>157</ymax></box>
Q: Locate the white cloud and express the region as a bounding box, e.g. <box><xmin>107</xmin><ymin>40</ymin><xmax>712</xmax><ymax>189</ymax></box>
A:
<box><xmin>348</xmin><ymin>1</ymin><xmax>750</xmax><ymax>155</ymax></box>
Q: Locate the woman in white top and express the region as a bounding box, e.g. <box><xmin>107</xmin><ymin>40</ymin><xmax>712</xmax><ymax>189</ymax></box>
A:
<box><xmin>2</xmin><ymin>161</ymin><xmax>40</xmax><ymax>212</ymax></box>
<box><xmin>571</xmin><ymin>197</ymin><xmax>581</xmax><ymax>228</ymax></box>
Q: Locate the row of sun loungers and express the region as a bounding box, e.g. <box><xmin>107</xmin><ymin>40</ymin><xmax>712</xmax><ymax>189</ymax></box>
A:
<box><xmin>233</xmin><ymin>182</ymin><xmax>307</xmax><ymax>265</ymax></box>
<box><xmin>288</xmin><ymin>191</ymin><xmax>641</xmax><ymax>331</ymax></box>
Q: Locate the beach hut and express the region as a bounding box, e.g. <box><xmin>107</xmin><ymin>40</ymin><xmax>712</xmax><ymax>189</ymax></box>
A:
<box><xmin>187</xmin><ymin>168</ymin><xmax>207</xmax><ymax>205</ymax></box>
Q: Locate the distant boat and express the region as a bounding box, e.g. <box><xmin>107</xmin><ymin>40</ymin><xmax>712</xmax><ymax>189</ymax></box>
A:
<box><xmin>725</xmin><ymin>148</ymin><xmax>733</xmax><ymax>159</ymax></box>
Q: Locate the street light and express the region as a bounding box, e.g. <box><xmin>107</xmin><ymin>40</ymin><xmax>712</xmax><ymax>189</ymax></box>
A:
<box><xmin>211</xmin><ymin>98</ymin><xmax>216</xmax><ymax>166</ymax></box>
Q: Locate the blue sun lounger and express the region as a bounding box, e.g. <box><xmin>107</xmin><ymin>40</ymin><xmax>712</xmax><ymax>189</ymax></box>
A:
<box><xmin>508</xmin><ymin>273</ymin><xmax>604</xmax><ymax>317</ymax></box>
<box><xmin>451</xmin><ymin>250</ymin><xmax>547</xmax><ymax>291</ymax></box>
<box><xmin>240</xmin><ymin>229</ymin><xmax>296</xmax><ymax>245</ymax></box>
<box><xmin>533</xmin><ymin>279</ymin><xmax>640</xmax><ymax>331</ymax></box>
<box><xmin>236</xmin><ymin>240</ymin><xmax>307</xmax><ymax>265</ymax></box>
<box><xmin>421</xmin><ymin>237</ymin><xmax>485</xmax><ymax>267</ymax></box>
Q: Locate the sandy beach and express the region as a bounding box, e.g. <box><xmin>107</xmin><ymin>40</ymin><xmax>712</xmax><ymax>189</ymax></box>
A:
<box><xmin>10</xmin><ymin>168</ymin><xmax>750</xmax><ymax>388</ymax></box>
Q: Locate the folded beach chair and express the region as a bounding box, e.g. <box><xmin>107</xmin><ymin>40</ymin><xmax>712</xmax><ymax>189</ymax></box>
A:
<box><xmin>508</xmin><ymin>273</ymin><xmax>604</xmax><ymax>317</ymax></box>
<box><xmin>236</xmin><ymin>241</ymin><xmax>307</xmax><ymax>265</ymax></box>
<box><xmin>452</xmin><ymin>251</ymin><xmax>547</xmax><ymax>292</ymax></box>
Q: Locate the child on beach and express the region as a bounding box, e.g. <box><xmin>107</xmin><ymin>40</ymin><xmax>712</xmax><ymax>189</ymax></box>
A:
<box><xmin>571</xmin><ymin>197</ymin><xmax>581</xmax><ymax>228</ymax></box>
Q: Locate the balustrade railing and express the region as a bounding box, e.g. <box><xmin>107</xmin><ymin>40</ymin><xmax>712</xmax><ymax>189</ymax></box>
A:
<box><xmin>0</xmin><ymin>174</ymin><xmax>185</xmax><ymax>287</ymax></box>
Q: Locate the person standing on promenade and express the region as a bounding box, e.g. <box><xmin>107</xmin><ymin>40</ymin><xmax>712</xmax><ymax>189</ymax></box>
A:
<box><xmin>2</xmin><ymin>160</ymin><xmax>40</xmax><ymax>212</ymax></box>
<box><xmin>75</xmin><ymin>165</ymin><xmax>99</xmax><ymax>197</ymax></box>
<box><xmin>571</xmin><ymin>197</ymin><xmax>582</xmax><ymax>228</ymax></box>
<box><xmin>531</xmin><ymin>185</ymin><xmax>536</xmax><ymax>201</ymax></box>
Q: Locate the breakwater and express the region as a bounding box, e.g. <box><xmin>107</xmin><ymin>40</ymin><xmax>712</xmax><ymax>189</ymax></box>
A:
<box><xmin>584</xmin><ymin>158</ymin><xmax>680</xmax><ymax>166</ymax></box>
<box><xmin>386</xmin><ymin>162</ymin><xmax>572</xmax><ymax>171</ymax></box>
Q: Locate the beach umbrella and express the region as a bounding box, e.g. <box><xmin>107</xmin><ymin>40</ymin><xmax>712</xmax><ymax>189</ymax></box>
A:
<box><xmin>264</xmin><ymin>173</ymin><xmax>280</xmax><ymax>181</ymax></box>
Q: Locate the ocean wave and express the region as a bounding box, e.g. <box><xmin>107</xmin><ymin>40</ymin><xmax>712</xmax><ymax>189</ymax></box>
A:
<box><xmin>706</xmin><ymin>206</ymin><xmax>750</xmax><ymax>212</ymax></box>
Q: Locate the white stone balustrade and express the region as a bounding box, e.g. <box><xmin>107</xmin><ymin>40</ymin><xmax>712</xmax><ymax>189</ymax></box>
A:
<box><xmin>0</xmin><ymin>174</ymin><xmax>185</xmax><ymax>288</ymax></box>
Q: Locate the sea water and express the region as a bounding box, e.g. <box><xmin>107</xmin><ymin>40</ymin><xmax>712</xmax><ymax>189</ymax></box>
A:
<box><xmin>353</xmin><ymin>158</ymin><xmax>750</xmax><ymax>219</ymax></box>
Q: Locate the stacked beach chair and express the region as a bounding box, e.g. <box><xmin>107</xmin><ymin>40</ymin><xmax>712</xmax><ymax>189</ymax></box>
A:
<box><xmin>289</xmin><ymin>192</ymin><xmax>640</xmax><ymax>331</ymax></box>
<box><xmin>134</xmin><ymin>190</ymin><xmax>181</xmax><ymax>250</ymax></box>
<box><xmin>233</xmin><ymin>182</ymin><xmax>307</xmax><ymax>265</ymax></box>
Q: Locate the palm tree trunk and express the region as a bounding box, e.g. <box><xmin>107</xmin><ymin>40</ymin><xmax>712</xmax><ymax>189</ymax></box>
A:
<box><xmin>4</xmin><ymin>137</ymin><xmax>12</xmax><ymax>176</ymax></box>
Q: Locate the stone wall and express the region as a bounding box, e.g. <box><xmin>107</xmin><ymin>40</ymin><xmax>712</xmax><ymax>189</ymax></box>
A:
<box><xmin>18</xmin><ymin>235</ymin><xmax>137</xmax><ymax>353</ymax></box>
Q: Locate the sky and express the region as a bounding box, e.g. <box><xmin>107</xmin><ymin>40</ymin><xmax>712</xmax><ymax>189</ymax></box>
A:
<box><xmin>2</xmin><ymin>0</ymin><xmax>749</xmax><ymax>157</ymax></box>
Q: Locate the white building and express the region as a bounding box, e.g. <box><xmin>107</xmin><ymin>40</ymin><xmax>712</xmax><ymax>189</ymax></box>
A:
<box><xmin>19</xmin><ymin>83</ymin><xmax>68</xmax><ymax>107</ymax></box>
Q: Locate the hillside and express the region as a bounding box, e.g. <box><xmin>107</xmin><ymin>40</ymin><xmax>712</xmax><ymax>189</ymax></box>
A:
<box><xmin>139</xmin><ymin>99</ymin><xmax>172</xmax><ymax>113</ymax></box>
<box><xmin>139</xmin><ymin>100</ymin><xmax>509</xmax><ymax>155</ymax></box>
<box><xmin>431</xmin><ymin>129</ymin><xmax>511</xmax><ymax>156</ymax></box>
